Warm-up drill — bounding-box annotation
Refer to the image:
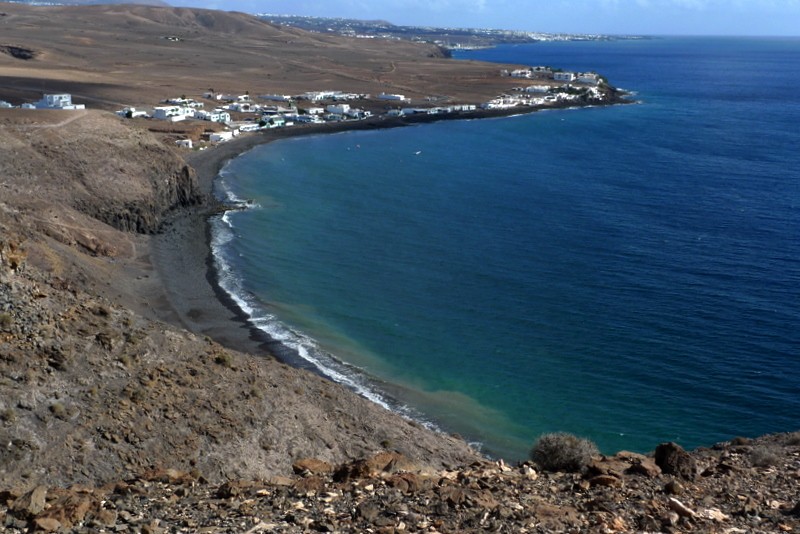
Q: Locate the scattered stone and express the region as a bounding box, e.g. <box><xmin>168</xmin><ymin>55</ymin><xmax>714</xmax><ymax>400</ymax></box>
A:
<box><xmin>34</xmin><ymin>516</ymin><xmax>61</xmax><ymax>532</ymax></box>
<box><xmin>664</xmin><ymin>479</ymin><xmax>684</xmax><ymax>495</ymax></box>
<box><xmin>216</xmin><ymin>480</ymin><xmax>256</xmax><ymax>499</ymax></box>
<box><xmin>140</xmin><ymin>468</ymin><xmax>195</xmax><ymax>485</ymax></box>
<box><xmin>357</xmin><ymin>501</ymin><xmax>381</xmax><ymax>522</ymax></box>
<box><xmin>10</xmin><ymin>485</ymin><xmax>47</xmax><ymax>517</ymax></box>
<box><xmin>668</xmin><ymin>497</ymin><xmax>696</xmax><ymax>518</ymax></box>
<box><xmin>663</xmin><ymin>511</ymin><xmax>681</xmax><ymax>527</ymax></box>
<box><xmin>788</xmin><ymin>501</ymin><xmax>800</xmax><ymax>516</ymax></box>
<box><xmin>292</xmin><ymin>458</ymin><xmax>333</xmax><ymax>476</ymax></box>
<box><xmin>702</xmin><ymin>507</ymin><xmax>730</xmax><ymax>522</ymax></box>
<box><xmin>739</xmin><ymin>496</ymin><xmax>760</xmax><ymax>516</ymax></box>
<box><xmin>589</xmin><ymin>474</ymin><xmax>623</xmax><ymax>488</ymax></box>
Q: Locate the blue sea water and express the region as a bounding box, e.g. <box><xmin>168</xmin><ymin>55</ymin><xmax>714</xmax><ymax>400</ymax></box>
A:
<box><xmin>212</xmin><ymin>37</ymin><xmax>800</xmax><ymax>461</ymax></box>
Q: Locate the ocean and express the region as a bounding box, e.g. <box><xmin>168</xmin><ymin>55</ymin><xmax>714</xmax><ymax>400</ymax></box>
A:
<box><xmin>211</xmin><ymin>37</ymin><xmax>800</xmax><ymax>461</ymax></box>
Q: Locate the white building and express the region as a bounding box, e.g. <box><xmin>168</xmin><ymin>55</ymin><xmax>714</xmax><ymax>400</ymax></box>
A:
<box><xmin>34</xmin><ymin>94</ymin><xmax>85</xmax><ymax>110</ymax></box>
<box><xmin>577</xmin><ymin>73</ymin><xmax>600</xmax><ymax>85</ymax></box>
<box><xmin>345</xmin><ymin>108</ymin><xmax>372</xmax><ymax>120</ymax></box>
<box><xmin>238</xmin><ymin>123</ymin><xmax>262</xmax><ymax>132</ymax></box>
<box><xmin>525</xmin><ymin>85</ymin><xmax>550</xmax><ymax>93</ymax></box>
<box><xmin>209</xmin><ymin>131</ymin><xmax>234</xmax><ymax>143</ymax></box>
<box><xmin>153</xmin><ymin>106</ymin><xmax>194</xmax><ymax>121</ymax></box>
<box><xmin>194</xmin><ymin>109</ymin><xmax>230</xmax><ymax>123</ymax></box>
<box><xmin>301</xmin><ymin>91</ymin><xmax>343</xmax><ymax>101</ymax></box>
<box><xmin>259</xmin><ymin>94</ymin><xmax>292</xmax><ymax>102</ymax></box>
<box><xmin>166</xmin><ymin>97</ymin><xmax>203</xmax><ymax>108</ymax></box>
<box><xmin>116</xmin><ymin>107</ymin><xmax>148</xmax><ymax>118</ymax></box>
<box><xmin>377</xmin><ymin>93</ymin><xmax>407</xmax><ymax>102</ymax></box>
<box><xmin>175</xmin><ymin>139</ymin><xmax>193</xmax><ymax>149</ymax></box>
<box><xmin>326</xmin><ymin>103</ymin><xmax>350</xmax><ymax>115</ymax></box>
<box><xmin>400</xmin><ymin>108</ymin><xmax>428</xmax><ymax>116</ymax></box>
<box><xmin>553</xmin><ymin>72</ymin><xmax>576</xmax><ymax>82</ymax></box>
<box><xmin>227</xmin><ymin>102</ymin><xmax>255</xmax><ymax>113</ymax></box>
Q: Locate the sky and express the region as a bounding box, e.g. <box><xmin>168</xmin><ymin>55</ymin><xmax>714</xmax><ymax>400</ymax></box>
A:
<box><xmin>166</xmin><ymin>0</ymin><xmax>800</xmax><ymax>36</ymax></box>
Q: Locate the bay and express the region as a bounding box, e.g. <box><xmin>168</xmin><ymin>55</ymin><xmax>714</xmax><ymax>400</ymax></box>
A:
<box><xmin>212</xmin><ymin>37</ymin><xmax>800</xmax><ymax>461</ymax></box>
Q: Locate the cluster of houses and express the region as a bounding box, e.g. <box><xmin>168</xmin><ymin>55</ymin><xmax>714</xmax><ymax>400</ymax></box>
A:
<box><xmin>109</xmin><ymin>90</ymin><xmax>418</xmax><ymax>147</ymax></box>
<box><xmin>106</xmin><ymin>73</ymin><xmax>612</xmax><ymax>147</ymax></box>
<box><xmin>484</xmin><ymin>82</ymin><xmax>607</xmax><ymax>110</ymax></box>
<box><xmin>0</xmin><ymin>93</ymin><xmax>86</xmax><ymax>110</ymax></box>
<box><xmin>473</xmin><ymin>65</ymin><xmax>609</xmax><ymax>110</ymax></box>
<box><xmin>504</xmin><ymin>66</ymin><xmax>601</xmax><ymax>86</ymax></box>
<box><xmin>0</xmin><ymin>64</ymin><xmax>612</xmax><ymax>150</ymax></box>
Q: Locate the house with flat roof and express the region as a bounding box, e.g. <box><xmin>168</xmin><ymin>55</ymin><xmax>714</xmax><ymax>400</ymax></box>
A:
<box><xmin>34</xmin><ymin>94</ymin><xmax>85</xmax><ymax>110</ymax></box>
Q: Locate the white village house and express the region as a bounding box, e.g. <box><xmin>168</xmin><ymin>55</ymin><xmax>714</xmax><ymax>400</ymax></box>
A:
<box><xmin>34</xmin><ymin>94</ymin><xmax>85</xmax><ymax>110</ymax></box>
<box><xmin>577</xmin><ymin>73</ymin><xmax>600</xmax><ymax>85</ymax></box>
<box><xmin>377</xmin><ymin>93</ymin><xmax>408</xmax><ymax>102</ymax></box>
<box><xmin>326</xmin><ymin>103</ymin><xmax>350</xmax><ymax>115</ymax></box>
<box><xmin>152</xmin><ymin>106</ymin><xmax>194</xmax><ymax>121</ymax></box>
<box><xmin>194</xmin><ymin>109</ymin><xmax>230</xmax><ymax>123</ymax></box>
<box><xmin>553</xmin><ymin>72</ymin><xmax>576</xmax><ymax>82</ymax></box>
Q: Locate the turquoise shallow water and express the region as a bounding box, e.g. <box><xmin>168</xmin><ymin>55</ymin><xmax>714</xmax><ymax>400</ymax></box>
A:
<box><xmin>212</xmin><ymin>37</ymin><xmax>800</xmax><ymax>461</ymax></box>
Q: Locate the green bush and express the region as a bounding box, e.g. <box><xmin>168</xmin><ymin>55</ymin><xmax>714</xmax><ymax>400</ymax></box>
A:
<box><xmin>530</xmin><ymin>432</ymin><xmax>599</xmax><ymax>473</ymax></box>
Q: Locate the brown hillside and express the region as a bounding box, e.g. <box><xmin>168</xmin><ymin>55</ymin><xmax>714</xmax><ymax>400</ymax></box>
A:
<box><xmin>0</xmin><ymin>2</ymin><xmax>520</xmax><ymax>109</ymax></box>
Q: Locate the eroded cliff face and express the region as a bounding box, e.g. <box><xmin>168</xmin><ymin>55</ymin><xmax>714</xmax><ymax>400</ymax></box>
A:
<box><xmin>1</xmin><ymin>110</ymin><xmax>204</xmax><ymax>238</ymax></box>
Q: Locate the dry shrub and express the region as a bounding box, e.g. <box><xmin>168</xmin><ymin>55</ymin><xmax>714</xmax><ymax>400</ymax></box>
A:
<box><xmin>0</xmin><ymin>312</ymin><xmax>12</xmax><ymax>330</ymax></box>
<box><xmin>530</xmin><ymin>432</ymin><xmax>599</xmax><ymax>473</ymax></box>
<box><xmin>750</xmin><ymin>444</ymin><xmax>781</xmax><ymax>467</ymax></box>
<box><xmin>783</xmin><ymin>432</ymin><xmax>800</xmax><ymax>446</ymax></box>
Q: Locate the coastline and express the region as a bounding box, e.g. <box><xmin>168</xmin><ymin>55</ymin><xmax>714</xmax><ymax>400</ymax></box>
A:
<box><xmin>147</xmin><ymin>99</ymin><xmax>634</xmax><ymax>434</ymax></box>
<box><xmin>150</xmin><ymin>98</ymin><xmax>633</xmax><ymax>346</ymax></box>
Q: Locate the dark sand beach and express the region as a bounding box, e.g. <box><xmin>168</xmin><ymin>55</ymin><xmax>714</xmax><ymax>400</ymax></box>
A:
<box><xmin>145</xmin><ymin>110</ymin><xmax>555</xmax><ymax>364</ymax></box>
<box><xmin>147</xmin><ymin>119</ymin><xmax>413</xmax><ymax>363</ymax></box>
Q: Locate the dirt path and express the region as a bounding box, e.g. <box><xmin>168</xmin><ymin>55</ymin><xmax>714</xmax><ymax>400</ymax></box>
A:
<box><xmin>13</xmin><ymin>109</ymin><xmax>88</xmax><ymax>129</ymax></box>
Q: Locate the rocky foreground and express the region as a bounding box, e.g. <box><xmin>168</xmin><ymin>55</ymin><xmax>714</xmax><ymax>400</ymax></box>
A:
<box><xmin>2</xmin><ymin>435</ymin><xmax>800</xmax><ymax>533</ymax></box>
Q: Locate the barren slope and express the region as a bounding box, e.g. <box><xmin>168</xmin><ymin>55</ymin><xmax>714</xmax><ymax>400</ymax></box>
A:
<box><xmin>0</xmin><ymin>2</ymin><xmax>521</xmax><ymax>108</ymax></box>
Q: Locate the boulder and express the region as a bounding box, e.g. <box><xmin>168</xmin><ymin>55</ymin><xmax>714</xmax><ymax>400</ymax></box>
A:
<box><xmin>10</xmin><ymin>485</ymin><xmax>47</xmax><ymax>518</ymax></box>
<box><xmin>655</xmin><ymin>442</ymin><xmax>697</xmax><ymax>480</ymax></box>
<box><xmin>292</xmin><ymin>458</ymin><xmax>334</xmax><ymax>476</ymax></box>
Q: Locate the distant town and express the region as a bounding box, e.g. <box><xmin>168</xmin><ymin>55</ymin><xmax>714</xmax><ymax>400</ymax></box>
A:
<box><xmin>257</xmin><ymin>14</ymin><xmax>647</xmax><ymax>50</ymax></box>
<box><xmin>0</xmin><ymin>64</ymin><xmax>623</xmax><ymax>150</ymax></box>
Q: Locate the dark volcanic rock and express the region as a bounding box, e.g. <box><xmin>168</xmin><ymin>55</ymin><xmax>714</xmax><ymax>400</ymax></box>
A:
<box><xmin>655</xmin><ymin>442</ymin><xmax>698</xmax><ymax>480</ymax></box>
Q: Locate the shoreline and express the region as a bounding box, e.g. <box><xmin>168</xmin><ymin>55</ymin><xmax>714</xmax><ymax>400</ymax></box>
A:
<box><xmin>148</xmin><ymin>100</ymin><xmax>632</xmax><ymax>442</ymax></box>
<box><xmin>148</xmin><ymin>107</ymin><xmax>558</xmax><ymax>353</ymax></box>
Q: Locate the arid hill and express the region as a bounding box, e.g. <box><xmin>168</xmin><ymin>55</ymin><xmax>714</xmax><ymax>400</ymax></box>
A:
<box><xmin>0</xmin><ymin>2</ymin><xmax>522</xmax><ymax>109</ymax></box>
